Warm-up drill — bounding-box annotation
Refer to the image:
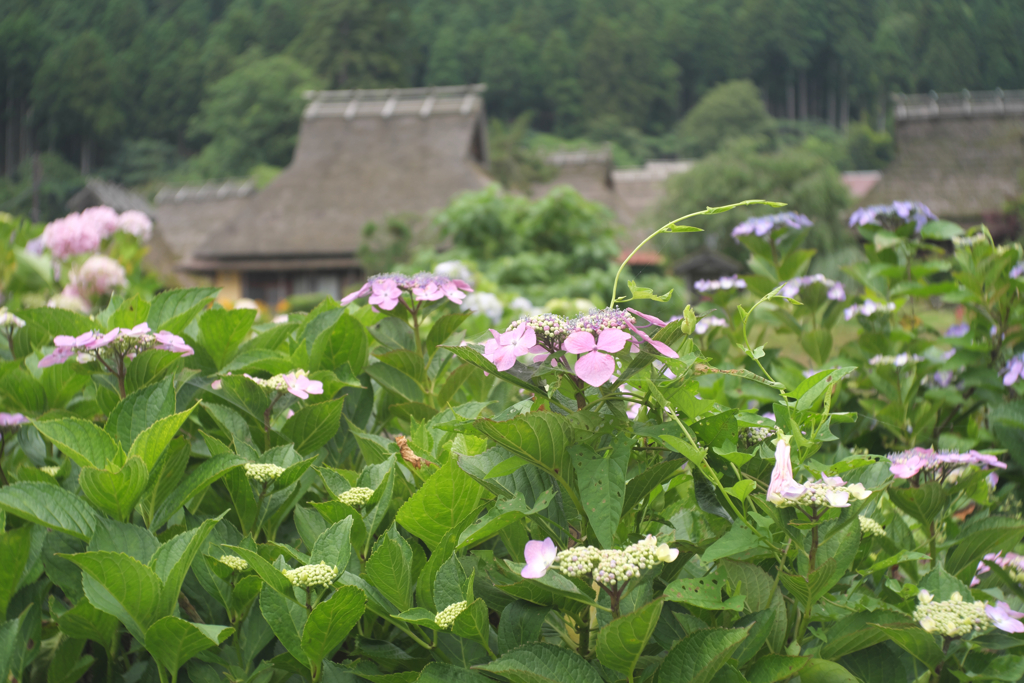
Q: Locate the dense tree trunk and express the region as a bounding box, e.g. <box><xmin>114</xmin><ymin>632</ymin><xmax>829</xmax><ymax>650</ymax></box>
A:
<box><xmin>19</xmin><ymin>103</ymin><xmax>31</xmax><ymax>166</ymax></box>
<box><xmin>4</xmin><ymin>97</ymin><xmax>15</xmax><ymax>178</ymax></box>
<box><xmin>786</xmin><ymin>77</ymin><xmax>796</xmax><ymax>119</ymax></box>
<box><xmin>839</xmin><ymin>71</ymin><xmax>850</xmax><ymax>130</ymax></box>
<box><xmin>80</xmin><ymin>135</ymin><xmax>93</xmax><ymax>174</ymax></box>
<box><xmin>827</xmin><ymin>82</ymin><xmax>837</xmax><ymax>128</ymax></box>
<box><xmin>798</xmin><ymin>69</ymin><xmax>808</xmax><ymax>120</ymax></box>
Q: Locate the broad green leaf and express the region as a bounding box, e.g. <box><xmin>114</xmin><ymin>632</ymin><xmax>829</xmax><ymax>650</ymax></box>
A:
<box><xmin>953</xmin><ymin>655</ymin><xmax>1024</xmax><ymax>682</ymax></box>
<box><xmin>871</xmin><ymin>623</ymin><xmax>943</xmax><ymax>668</ymax></box>
<box><xmin>312</xmin><ymin>313</ymin><xmax>369</xmax><ymax>375</ymax></box>
<box><xmin>779</xmin><ymin>558</ymin><xmax>839</xmax><ymax>608</ymax></box>
<box><xmin>474</xmin><ymin>642</ymin><xmax>604</xmax><ymax>683</ymax></box>
<box><xmin>366</xmin><ymin>525</ymin><xmax>413</xmax><ymax>613</ymax></box>
<box><xmin>365</xmin><ymin>362</ymin><xmax>424</xmax><ymax>403</ymax></box>
<box><xmin>78</xmin><ymin>457</ymin><xmax>149</xmax><ymax>521</ymax></box>
<box><xmin>918</xmin><ymin>566</ymin><xmax>974</xmax><ymax>602</ymax></box>
<box><xmin>595</xmin><ymin>598</ymin><xmax>663</xmax><ymax>674</ymax></box>
<box><xmin>127</xmin><ymin>406</ymin><xmax>198</xmax><ymax>470</ymax></box>
<box><xmin>572</xmin><ymin>437</ymin><xmax>628</xmax><ymax>549</ymax></box>
<box><xmin>147</xmin><ymin>287</ymin><xmax>219</xmax><ymax>333</ymax></box>
<box><xmin>125</xmin><ymin>350</ymin><xmax>184</xmax><ymax>394</ymax></box>
<box><xmin>659</xmin><ymin>434</ymin><xmax>706</xmax><ymax>466</ymax></box>
<box><xmin>920</xmin><ymin>220</ymin><xmax>965</xmax><ymax>240</ymax></box>
<box><xmin>442</xmin><ymin>343</ymin><xmax>544</xmax><ymax>395</ymax></box>
<box><xmin>396</xmin><ymin>460</ymin><xmax>484</xmax><ymax>550</ymax></box>
<box><xmin>474</xmin><ymin>412</ymin><xmax>573</xmax><ymax>486</ymax></box>
<box><xmin>418</xmin><ymin>663</ymin><xmax>491</xmax><ymax>682</ymax></box>
<box><xmin>0</xmin><ymin>483</ymin><xmax>97</xmax><ymax>541</ymax></box>
<box><xmin>719</xmin><ymin>560</ymin><xmax>788</xmax><ymax>652</ymax></box>
<box><xmin>458</xmin><ymin>490</ymin><xmax>555</xmax><ymax>549</ymax></box>
<box><xmin>105</xmin><ymin>377</ymin><xmax>176</xmax><ymax>450</ymax></box>
<box><xmin>198</xmin><ymin>308</ymin><xmax>256</xmax><ymax>370</ymax></box>
<box><xmin>792</xmin><ymin>367</ymin><xmax>856</xmax><ymax>411</ymax></box>
<box><xmin>732</xmin><ymin>610</ymin><xmax>774</xmax><ymax>665</ymax></box>
<box><xmin>46</xmin><ymin>635</ymin><xmax>94</xmax><ymax>683</ymax></box>
<box><xmin>496</xmin><ymin>601</ymin><xmax>549</xmax><ymax>655</ymax></box>
<box><xmin>145</xmin><ymin>617</ymin><xmax>233</xmax><ymax>674</ymax></box>
<box><xmin>657</xmin><ymin>627</ymin><xmax>749</xmax><ymax>683</ymax></box>
<box><xmin>300</xmin><ymin>585</ymin><xmax>365</xmax><ymax>666</ymax></box>
<box><xmin>701</xmin><ymin>526</ymin><xmax>763</xmax><ymax>565</ymax></box>
<box><xmin>796</xmin><ymin>658</ymin><xmax>860</xmax><ymax>683</ymax></box>
<box><xmin>89</xmin><ymin>519</ymin><xmax>159</xmax><ymax>562</ymax></box>
<box><xmin>416</xmin><ymin>511</ymin><xmax>479</xmax><ymax>612</ymax></box>
<box><xmin>622</xmin><ymin>460</ymin><xmax>684</xmax><ymax>512</ymax></box>
<box><xmin>138</xmin><ymin>439</ymin><xmax>191</xmax><ymax>527</ymax></box>
<box><xmin>0</xmin><ymin>528</ymin><xmax>31</xmax><ymax>618</ymax></box>
<box><xmin>33</xmin><ymin>417</ymin><xmax>120</xmax><ymax>469</ymax></box>
<box><xmin>820</xmin><ymin>610</ymin><xmax>907</xmax><ymax>660</ymax></box>
<box><xmin>800</xmin><ymin>330</ymin><xmax>833</xmax><ymax>367</ymax></box>
<box><xmin>946</xmin><ymin>516</ymin><xmax>1024</xmax><ymax>579</ymax></box>
<box><xmin>64</xmin><ymin>551</ymin><xmax>163</xmax><ymax>641</ymax></box>
<box><xmin>39</xmin><ymin>362</ymin><xmax>90</xmax><ymax>410</ymax></box>
<box><xmin>150</xmin><ymin>517</ymin><xmax>222</xmax><ymax>615</ymax></box>
<box><xmin>746</xmin><ymin>655</ymin><xmax>811</xmax><ymax>683</ymax></box>
<box><xmin>152</xmin><ymin>454</ymin><xmax>244</xmax><ymax>528</ymax></box>
<box><xmin>217</xmin><ymin>375</ymin><xmax>269</xmax><ymax>419</ymax></box>
<box><xmin>426</xmin><ymin>313</ymin><xmax>470</xmax><ymax>356</ymax></box>
<box><xmin>225</xmin><ymin>546</ymin><xmax>296</xmax><ymax>600</ymax></box>
<box><xmin>0</xmin><ymin>368</ymin><xmax>46</xmax><ymax>413</ymax></box>
<box><xmin>0</xmin><ymin>612</ymin><xmax>25</xmax><ymax>682</ymax></box>
<box><xmin>259</xmin><ymin>584</ymin><xmax>309</xmax><ymax>667</ymax></box>
<box><xmin>310</xmin><ymin>516</ymin><xmax>354</xmax><ymax>572</ymax></box>
<box><xmin>888</xmin><ymin>483</ymin><xmax>946</xmax><ymax>526</ymax></box>
<box><xmin>281</xmin><ymin>398</ymin><xmax>345</xmax><ymax>456</ymax></box>
<box><xmin>453</xmin><ymin>598</ymin><xmax>492</xmax><ymax>651</ymax></box>
<box><xmin>13</xmin><ymin>308</ymin><xmax>93</xmax><ymax>357</ymax></box>
<box><xmin>665</xmin><ymin>575</ymin><xmax>746</xmax><ymax>611</ymax></box>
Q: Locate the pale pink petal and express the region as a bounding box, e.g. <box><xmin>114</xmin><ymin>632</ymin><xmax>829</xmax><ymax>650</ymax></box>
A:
<box><xmin>574</xmin><ymin>351</ymin><xmax>616</xmax><ymax>387</ymax></box>
<box><xmin>492</xmin><ymin>345</ymin><xmax>518</xmax><ymax>371</ymax></box>
<box><xmin>340</xmin><ymin>283</ymin><xmax>371</xmax><ymax>305</ymax></box>
<box><xmin>595</xmin><ymin>328</ymin><xmax>632</xmax><ymax>353</ymax></box>
<box><xmin>513</xmin><ymin>326</ymin><xmax>537</xmax><ymax>353</ymax></box>
<box><xmin>564</xmin><ymin>331</ymin><xmax>597</xmax><ymax>355</ymax></box>
<box><xmin>521</xmin><ymin>537</ymin><xmax>557</xmax><ymax>579</ymax></box>
<box><xmin>627</xmin><ymin>308</ymin><xmax>668</xmax><ymax>327</ymax></box>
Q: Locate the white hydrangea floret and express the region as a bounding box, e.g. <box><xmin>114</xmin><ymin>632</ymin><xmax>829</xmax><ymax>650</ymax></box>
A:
<box><xmin>219</xmin><ymin>555</ymin><xmax>249</xmax><ymax>572</ymax></box>
<box><xmin>283</xmin><ymin>561</ymin><xmax>339</xmax><ymax>588</ymax></box>
<box><xmin>338</xmin><ymin>487</ymin><xmax>375</xmax><ymax>507</ymax></box>
<box><xmin>39</xmin><ymin>465</ymin><xmax>60</xmax><ymax>477</ymax></box>
<box><xmin>858</xmin><ymin>515</ymin><xmax>887</xmax><ymax>537</ymax></box>
<box><xmin>0</xmin><ymin>308</ymin><xmax>26</xmax><ymax>329</ymax></box>
<box><xmin>913</xmin><ymin>590</ymin><xmax>989</xmax><ymax>637</ymax></box>
<box><xmin>244</xmin><ymin>462</ymin><xmax>286</xmax><ymax>483</ymax></box>
<box><xmin>435</xmin><ymin>600</ymin><xmax>468</xmax><ymax>629</ymax></box>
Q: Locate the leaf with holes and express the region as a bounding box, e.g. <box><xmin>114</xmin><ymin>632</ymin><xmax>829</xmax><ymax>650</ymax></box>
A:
<box><xmin>665</xmin><ymin>575</ymin><xmax>746</xmax><ymax>611</ymax></box>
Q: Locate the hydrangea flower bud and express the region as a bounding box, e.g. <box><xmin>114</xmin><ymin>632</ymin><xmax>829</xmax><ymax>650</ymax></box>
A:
<box><xmin>435</xmin><ymin>600</ymin><xmax>468</xmax><ymax>629</ymax></box>
<box><xmin>913</xmin><ymin>590</ymin><xmax>989</xmax><ymax>637</ymax></box>
<box><xmin>219</xmin><ymin>555</ymin><xmax>249</xmax><ymax>572</ymax></box>
<box><xmin>39</xmin><ymin>466</ymin><xmax>61</xmax><ymax>477</ymax></box>
<box><xmin>0</xmin><ymin>308</ymin><xmax>26</xmax><ymax>329</ymax></box>
<box><xmin>244</xmin><ymin>463</ymin><xmax>285</xmax><ymax>483</ymax></box>
<box><xmin>338</xmin><ymin>487</ymin><xmax>375</xmax><ymax>507</ymax></box>
<box><xmin>283</xmin><ymin>562</ymin><xmax>339</xmax><ymax>588</ymax></box>
<box><xmin>555</xmin><ymin>546</ymin><xmax>601</xmax><ymax>579</ymax></box>
<box><xmin>739</xmin><ymin>427</ymin><xmax>773</xmax><ymax>449</ymax></box>
<box><xmin>858</xmin><ymin>515</ymin><xmax>886</xmax><ymax>538</ymax></box>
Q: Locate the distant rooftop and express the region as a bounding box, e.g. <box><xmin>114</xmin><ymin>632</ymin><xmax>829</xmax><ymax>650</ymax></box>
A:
<box><xmin>154</xmin><ymin>179</ymin><xmax>256</xmax><ymax>205</ymax></box>
<box><xmin>613</xmin><ymin>160</ymin><xmax>696</xmax><ymax>183</ymax></box>
<box><xmin>892</xmin><ymin>89</ymin><xmax>1024</xmax><ymax>121</ymax></box>
<box><xmin>301</xmin><ymin>84</ymin><xmax>487</xmax><ymax>120</ymax></box>
<box><xmin>840</xmin><ymin>170</ymin><xmax>883</xmax><ymax>199</ymax></box>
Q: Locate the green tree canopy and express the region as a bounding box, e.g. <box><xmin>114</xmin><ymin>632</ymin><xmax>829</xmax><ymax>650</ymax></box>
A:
<box><xmin>675</xmin><ymin>79</ymin><xmax>772</xmax><ymax>157</ymax></box>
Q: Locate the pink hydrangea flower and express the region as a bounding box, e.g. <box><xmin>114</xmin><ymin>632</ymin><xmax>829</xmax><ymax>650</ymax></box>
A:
<box><xmin>564</xmin><ymin>328</ymin><xmax>632</xmax><ymax>387</ymax></box>
<box><xmin>153</xmin><ymin>331</ymin><xmax>194</xmax><ymax>356</ymax></box>
<box><xmin>521</xmin><ymin>537</ymin><xmax>557</xmax><ymax>579</ymax></box>
<box><xmin>766</xmin><ymin>435</ymin><xmax>805</xmax><ymax>504</ymax></box>
<box><xmin>41</xmin><ymin>213</ymin><xmax>102</xmax><ymax>260</ymax></box>
<box><xmin>70</xmin><ymin>255</ymin><xmax>127</xmax><ymax>297</ymax></box>
<box><xmin>986</xmin><ymin>601</ymin><xmax>1024</xmax><ymax>633</ymax></box>
<box><xmin>0</xmin><ymin>413</ymin><xmax>28</xmax><ymax>427</ymax></box>
<box><xmin>116</xmin><ymin>210</ymin><xmax>153</xmax><ymax>241</ymax></box>
<box><xmin>367</xmin><ymin>278</ymin><xmax>403</xmax><ymax>310</ymax></box>
<box><xmin>340</xmin><ymin>273</ymin><xmax>473</xmax><ymax>310</ymax></box>
<box><xmin>284</xmin><ymin>372</ymin><xmax>324</xmax><ymax>399</ymax></box>
<box><xmin>39</xmin><ymin>332</ymin><xmax>95</xmax><ymax>368</ymax></box>
<box><xmin>483</xmin><ymin>323</ymin><xmax>538</xmax><ymax>371</ymax></box>
<box><xmin>80</xmin><ymin>206</ymin><xmax>120</xmax><ymax>239</ymax></box>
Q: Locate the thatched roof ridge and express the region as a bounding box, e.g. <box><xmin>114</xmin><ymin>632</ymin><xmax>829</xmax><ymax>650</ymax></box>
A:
<box><xmin>154</xmin><ymin>179</ymin><xmax>255</xmax><ymax>205</ymax></box>
<box><xmin>191</xmin><ymin>84</ymin><xmax>490</xmax><ymax>265</ymax></box>
<box><xmin>67</xmin><ymin>178</ymin><xmax>153</xmax><ymax>216</ymax></box>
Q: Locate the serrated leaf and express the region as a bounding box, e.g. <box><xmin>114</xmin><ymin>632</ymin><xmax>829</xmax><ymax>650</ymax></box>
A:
<box><xmin>128</xmin><ymin>406</ymin><xmax>198</xmax><ymax>470</ymax></box>
<box><xmin>622</xmin><ymin>460</ymin><xmax>683</xmax><ymax>512</ymax></box>
<box><xmin>310</xmin><ymin>516</ymin><xmax>354</xmax><ymax>573</ymax></box>
<box><xmin>259</xmin><ymin>584</ymin><xmax>309</xmax><ymax>666</ymax></box>
<box><xmin>33</xmin><ymin>417</ymin><xmax>120</xmax><ymax>469</ymax></box>
<box><xmin>365</xmin><ymin>363</ymin><xmax>424</xmax><ymax>403</ymax></box>
<box><xmin>150</xmin><ymin>517</ymin><xmax>222</xmax><ymax>615</ymax></box>
<box><xmin>746</xmin><ymin>655</ymin><xmax>810</xmax><ymax>683</ymax></box>
<box><xmin>281</xmin><ymin>398</ymin><xmax>345</xmax><ymax>456</ymax></box>
<box><xmin>396</xmin><ymin>460</ymin><xmax>484</xmax><ymax>550</ymax></box>
<box><xmin>152</xmin><ymin>454</ymin><xmax>243</xmax><ymax>528</ymax></box>
<box><xmin>105</xmin><ymin>377</ymin><xmax>176</xmax><ymax>450</ymax></box>
<box><xmin>596</xmin><ymin>598</ymin><xmax>663</xmax><ymax>674</ymax></box>
<box><xmin>366</xmin><ymin>525</ymin><xmax>413</xmax><ymax>613</ymax></box>
<box><xmin>63</xmin><ymin>551</ymin><xmax>163</xmax><ymax>642</ymax></box>
<box><xmin>145</xmin><ymin>617</ymin><xmax>233</xmax><ymax>674</ymax></box>
<box><xmin>300</xmin><ymin>585</ymin><xmax>365</xmax><ymax>666</ymax></box>
<box><xmin>665</xmin><ymin>575</ymin><xmax>746</xmax><ymax>611</ymax></box>
<box><xmin>946</xmin><ymin>517</ymin><xmax>1024</xmax><ymax>579</ymax></box>
<box><xmin>0</xmin><ymin>482</ymin><xmax>97</xmax><ymax>541</ymax></box>
<box><xmin>458</xmin><ymin>490</ymin><xmax>555</xmax><ymax>549</ymax></box>
<box><xmin>657</xmin><ymin>627</ymin><xmax>749</xmax><ymax>683</ymax></box>
<box><xmin>147</xmin><ymin>288</ymin><xmax>219</xmax><ymax>333</ymax></box>
<box><xmin>871</xmin><ymin>623</ymin><xmax>943</xmax><ymax>668</ymax></box>
<box><xmin>474</xmin><ymin>642</ymin><xmax>604</xmax><ymax>683</ymax></box>
<box><xmin>78</xmin><ymin>457</ymin><xmax>149</xmax><ymax>521</ymax></box>
<box><xmin>497</xmin><ymin>601</ymin><xmax>549</xmax><ymax>655</ymax></box>
<box><xmin>888</xmin><ymin>483</ymin><xmax>947</xmax><ymax>526</ymax></box>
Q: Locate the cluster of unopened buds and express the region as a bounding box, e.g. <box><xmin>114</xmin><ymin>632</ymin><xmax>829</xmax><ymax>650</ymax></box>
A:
<box><xmin>858</xmin><ymin>516</ymin><xmax>886</xmax><ymax>538</ymax></box>
<box><xmin>38</xmin><ymin>323</ymin><xmax>194</xmax><ymax>368</ymax></box>
<box><xmin>971</xmin><ymin>552</ymin><xmax>1024</xmax><ymax>587</ymax></box>
<box><xmin>767</xmin><ymin>435</ymin><xmax>871</xmax><ymax>509</ymax></box>
<box><xmin>520</xmin><ymin>535</ymin><xmax>679</xmax><ymax>588</ymax></box>
<box><xmin>914</xmin><ymin>589</ymin><xmax>1024</xmax><ymax>636</ymax></box>
<box><xmin>283</xmin><ymin>562</ymin><xmax>339</xmax><ymax>589</ymax></box>
<box><xmin>887</xmin><ymin>446</ymin><xmax>1006</xmax><ymax>482</ymax></box>
<box><xmin>739</xmin><ymin>427</ymin><xmax>773</xmax><ymax>449</ymax></box>
<box><xmin>482</xmin><ymin>307</ymin><xmax>678</xmax><ymax>388</ymax></box>
<box><xmin>434</xmin><ymin>601</ymin><xmax>468</xmax><ymax>629</ymax></box>
<box><xmin>338</xmin><ymin>487</ymin><xmax>375</xmax><ymax>507</ymax></box>
<box><xmin>843</xmin><ymin>301</ymin><xmax>896</xmax><ymax>321</ymax></box>
<box><xmin>340</xmin><ymin>272</ymin><xmax>472</xmax><ymax>311</ymax></box>
<box><xmin>39</xmin><ymin>466</ymin><xmax>60</xmax><ymax>477</ymax></box>
<box><xmin>219</xmin><ymin>555</ymin><xmax>249</xmax><ymax>572</ymax></box>
<box><xmin>244</xmin><ymin>463</ymin><xmax>285</xmax><ymax>483</ymax></box>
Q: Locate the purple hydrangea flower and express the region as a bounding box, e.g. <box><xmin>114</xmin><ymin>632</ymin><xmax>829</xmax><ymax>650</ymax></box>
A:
<box><xmin>843</xmin><ymin>300</ymin><xmax>896</xmax><ymax>321</ymax></box>
<box><xmin>0</xmin><ymin>413</ymin><xmax>28</xmax><ymax>428</ymax></box>
<box><xmin>732</xmin><ymin>212</ymin><xmax>813</xmax><ymax>241</ymax></box>
<box><xmin>694</xmin><ymin>275</ymin><xmax>747</xmax><ymax>293</ymax></box>
<box><xmin>694</xmin><ymin>316</ymin><xmax>728</xmax><ymax>335</ymax></box>
<box><xmin>945</xmin><ymin>323</ymin><xmax>970</xmax><ymax>338</ymax></box>
<box><xmin>888</xmin><ymin>447</ymin><xmax>1006</xmax><ymax>481</ymax></box>
<box><xmin>1011</xmin><ymin>262</ymin><xmax>1024</xmax><ymax>279</ymax></box>
<box><xmin>848</xmin><ymin>201</ymin><xmax>937</xmax><ymax>233</ymax></box>
<box><xmin>779</xmin><ymin>274</ymin><xmax>846</xmax><ymax>302</ymax></box>
<box><xmin>1004</xmin><ymin>354</ymin><xmax>1024</xmax><ymax>387</ymax></box>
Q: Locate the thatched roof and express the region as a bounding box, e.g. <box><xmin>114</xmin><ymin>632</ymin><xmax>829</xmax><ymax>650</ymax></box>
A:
<box><xmin>189</xmin><ymin>84</ymin><xmax>490</xmax><ymax>270</ymax></box>
<box><xmin>67</xmin><ymin>178</ymin><xmax>153</xmax><ymax>216</ymax></box>
<box><xmin>862</xmin><ymin>90</ymin><xmax>1024</xmax><ymax>221</ymax></box>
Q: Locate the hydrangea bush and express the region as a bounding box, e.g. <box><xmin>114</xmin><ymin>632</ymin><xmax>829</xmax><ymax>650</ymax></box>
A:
<box><xmin>0</xmin><ymin>198</ymin><xmax>1022</xmax><ymax>683</ymax></box>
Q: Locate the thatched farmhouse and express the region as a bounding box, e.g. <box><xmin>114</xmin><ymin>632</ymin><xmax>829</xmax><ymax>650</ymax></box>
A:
<box><xmin>862</xmin><ymin>90</ymin><xmax>1024</xmax><ymax>236</ymax></box>
<box><xmin>182</xmin><ymin>84</ymin><xmax>491</xmax><ymax>302</ymax></box>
